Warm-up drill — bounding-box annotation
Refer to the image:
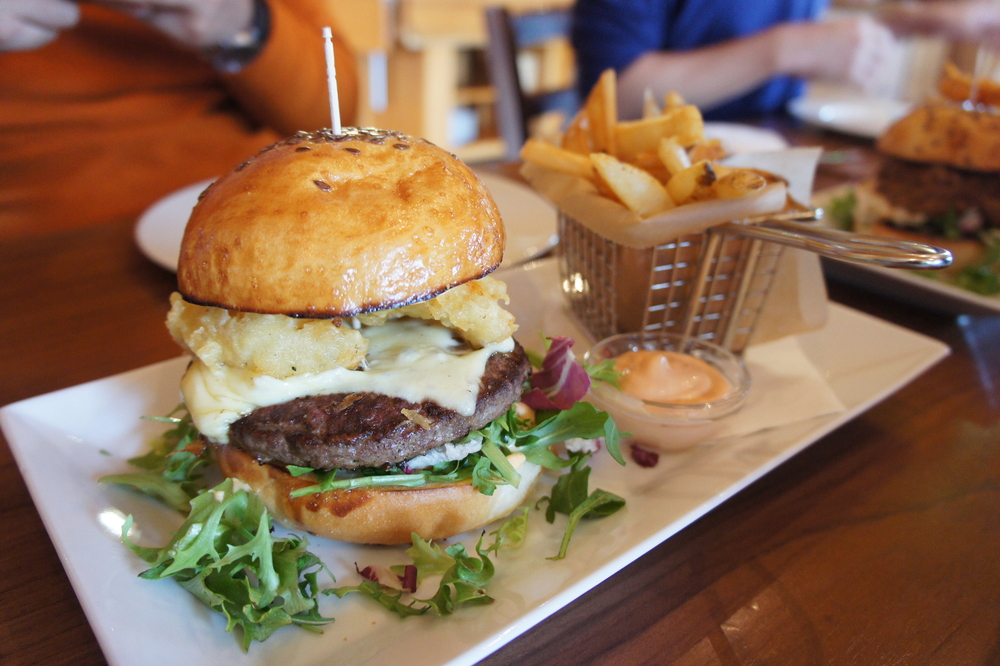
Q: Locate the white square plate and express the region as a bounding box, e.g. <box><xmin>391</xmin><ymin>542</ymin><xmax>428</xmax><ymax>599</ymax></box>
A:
<box><xmin>1</xmin><ymin>259</ymin><xmax>948</xmax><ymax>666</ymax></box>
<box><xmin>814</xmin><ymin>185</ymin><xmax>1000</xmax><ymax>315</ymax></box>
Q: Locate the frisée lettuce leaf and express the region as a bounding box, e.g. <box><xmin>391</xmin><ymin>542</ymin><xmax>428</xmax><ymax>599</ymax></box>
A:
<box><xmin>329</xmin><ymin>509</ymin><xmax>528</xmax><ymax>617</ymax></box>
<box><xmin>99</xmin><ymin>405</ymin><xmax>210</xmax><ymax>512</ymax></box>
<box><xmin>120</xmin><ymin>478</ymin><xmax>332</xmax><ymax>651</ymax></box>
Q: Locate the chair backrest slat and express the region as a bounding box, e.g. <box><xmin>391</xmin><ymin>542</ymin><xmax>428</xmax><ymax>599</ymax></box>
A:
<box><xmin>485</xmin><ymin>6</ymin><xmax>578</xmax><ymax>161</ymax></box>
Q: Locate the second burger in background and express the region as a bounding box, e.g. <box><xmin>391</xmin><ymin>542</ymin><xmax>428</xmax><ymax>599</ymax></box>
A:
<box><xmin>166</xmin><ymin>127</ymin><xmax>622</xmax><ymax>546</ymax></box>
<box><xmin>832</xmin><ymin>101</ymin><xmax>1000</xmax><ymax>293</ymax></box>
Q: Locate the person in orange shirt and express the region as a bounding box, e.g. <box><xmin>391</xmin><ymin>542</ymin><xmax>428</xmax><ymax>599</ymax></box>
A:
<box><xmin>0</xmin><ymin>0</ymin><xmax>359</xmax><ymax>238</ymax></box>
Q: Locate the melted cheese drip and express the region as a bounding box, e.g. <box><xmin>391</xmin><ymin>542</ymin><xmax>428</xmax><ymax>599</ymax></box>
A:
<box><xmin>615</xmin><ymin>350</ymin><xmax>731</xmax><ymax>404</ymax></box>
<box><xmin>183</xmin><ymin>318</ymin><xmax>515</xmax><ymax>443</ymax></box>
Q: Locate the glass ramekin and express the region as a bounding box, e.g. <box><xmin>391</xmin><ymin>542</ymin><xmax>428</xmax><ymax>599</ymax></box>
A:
<box><xmin>584</xmin><ymin>332</ymin><xmax>751</xmax><ymax>451</ymax></box>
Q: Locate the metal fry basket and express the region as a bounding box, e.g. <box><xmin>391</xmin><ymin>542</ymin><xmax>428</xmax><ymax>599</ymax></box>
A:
<box><xmin>557</xmin><ymin>209</ymin><xmax>952</xmax><ymax>353</ymax></box>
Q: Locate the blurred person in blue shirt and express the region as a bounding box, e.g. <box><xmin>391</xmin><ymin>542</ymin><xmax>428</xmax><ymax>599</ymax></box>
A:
<box><xmin>572</xmin><ymin>0</ymin><xmax>1000</xmax><ymax>120</ymax></box>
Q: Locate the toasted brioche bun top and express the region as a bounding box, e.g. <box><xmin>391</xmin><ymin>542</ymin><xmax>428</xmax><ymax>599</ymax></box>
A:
<box><xmin>877</xmin><ymin>103</ymin><xmax>1000</xmax><ymax>172</ymax></box>
<box><xmin>177</xmin><ymin>128</ymin><xmax>505</xmax><ymax>317</ymax></box>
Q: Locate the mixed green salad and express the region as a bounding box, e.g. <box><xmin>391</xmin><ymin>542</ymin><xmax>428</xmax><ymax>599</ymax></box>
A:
<box><xmin>100</xmin><ymin>336</ymin><xmax>627</xmax><ymax>651</ymax></box>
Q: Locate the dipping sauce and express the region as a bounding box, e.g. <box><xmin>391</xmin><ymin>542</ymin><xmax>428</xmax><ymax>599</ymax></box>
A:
<box><xmin>615</xmin><ymin>350</ymin><xmax>732</xmax><ymax>404</ymax></box>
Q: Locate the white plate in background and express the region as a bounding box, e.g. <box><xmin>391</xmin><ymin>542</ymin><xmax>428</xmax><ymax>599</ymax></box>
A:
<box><xmin>134</xmin><ymin>178</ymin><xmax>210</xmax><ymax>272</ymax></box>
<box><xmin>822</xmin><ymin>257</ymin><xmax>1000</xmax><ymax>316</ymax></box>
<box><xmin>703</xmin><ymin>122</ymin><xmax>789</xmax><ymax>153</ymax></box>
<box><xmin>814</xmin><ymin>184</ymin><xmax>1000</xmax><ymax>315</ymax></box>
<box><xmin>0</xmin><ymin>258</ymin><xmax>948</xmax><ymax>666</ymax></box>
<box><xmin>788</xmin><ymin>84</ymin><xmax>912</xmax><ymax>139</ymax></box>
<box><xmin>134</xmin><ymin>171</ymin><xmax>558</xmax><ymax>272</ymax></box>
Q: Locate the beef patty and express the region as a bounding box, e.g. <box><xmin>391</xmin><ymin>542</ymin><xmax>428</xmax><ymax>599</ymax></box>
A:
<box><xmin>876</xmin><ymin>156</ymin><xmax>1000</xmax><ymax>227</ymax></box>
<box><xmin>227</xmin><ymin>342</ymin><xmax>531</xmax><ymax>470</ymax></box>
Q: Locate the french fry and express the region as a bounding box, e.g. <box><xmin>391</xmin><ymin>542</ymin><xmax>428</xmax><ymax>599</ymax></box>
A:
<box><xmin>521</xmin><ymin>68</ymin><xmax>788</xmax><ymax>220</ymax></box>
<box><xmin>584</xmin><ymin>69</ymin><xmax>617</xmax><ymax>155</ymax></box>
<box><xmin>666</xmin><ymin>160</ymin><xmax>718</xmax><ymax>205</ymax></box>
<box><xmin>656</xmin><ymin>136</ymin><xmax>691</xmax><ymax>176</ymax></box>
<box><xmin>642</xmin><ymin>88</ymin><xmax>661</xmax><ymax>118</ymax></box>
<box><xmin>614</xmin><ymin>105</ymin><xmax>704</xmax><ymax>161</ymax></box>
<box><xmin>711</xmin><ymin>169</ymin><xmax>768</xmax><ymax>199</ymax></box>
<box><xmin>939</xmin><ymin>60</ymin><xmax>1000</xmax><ymax>107</ymax></box>
<box><xmin>629</xmin><ymin>151</ymin><xmax>671</xmax><ymax>183</ymax></box>
<box><xmin>591</xmin><ymin>153</ymin><xmax>674</xmax><ymax>217</ymax></box>
<box><xmin>530</xmin><ymin>110</ymin><xmax>567</xmax><ymax>144</ymax></box>
<box><xmin>688</xmin><ymin>138</ymin><xmax>726</xmax><ymax>163</ymax></box>
<box><xmin>664</xmin><ymin>90</ymin><xmax>686</xmax><ymax>108</ymax></box>
<box><xmin>561</xmin><ymin>109</ymin><xmax>592</xmax><ymax>154</ymax></box>
<box><xmin>521</xmin><ymin>139</ymin><xmax>595</xmax><ymax>180</ymax></box>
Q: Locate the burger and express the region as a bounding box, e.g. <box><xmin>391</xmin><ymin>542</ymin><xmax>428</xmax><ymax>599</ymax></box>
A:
<box><xmin>845</xmin><ymin>102</ymin><xmax>1000</xmax><ymax>281</ymax></box>
<box><xmin>165</xmin><ymin>127</ymin><xmax>543</xmax><ymax>546</ymax></box>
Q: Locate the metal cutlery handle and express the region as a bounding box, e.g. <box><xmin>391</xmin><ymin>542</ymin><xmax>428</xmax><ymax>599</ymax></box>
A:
<box><xmin>717</xmin><ymin>218</ymin><xmax>953</xmax><ymax>269</ymax></box>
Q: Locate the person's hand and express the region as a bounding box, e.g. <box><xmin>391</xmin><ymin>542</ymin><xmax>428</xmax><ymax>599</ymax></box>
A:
<box><xmin>931</xmin><ymin>1</ymin><xmax>1000</xmax><ymax>47</ymax></box>
<box><xmin>845</xmin><ymin>0</ymin><xmax>1000</xmax><ymax>50</ymax></box>
<box><xmin>774</xmin><ymin>15</ymin><xmax>898</xmax><ymax>95</ymax></box>
<box><xmin>92</xmin><ymin>0</ymin><xmax>255</xmax><ymax>49</ymax></box>
<box><xmin>0</xmin><ymin>0</ymin><xmax>80</xmax><ymax>52</ymax></box>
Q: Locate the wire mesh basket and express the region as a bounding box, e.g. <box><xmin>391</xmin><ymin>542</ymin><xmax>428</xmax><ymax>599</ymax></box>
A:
<box><xmin>557</xmin><ymin>209</ymin><xmax>952</xmax><ymax>353</ymax></box>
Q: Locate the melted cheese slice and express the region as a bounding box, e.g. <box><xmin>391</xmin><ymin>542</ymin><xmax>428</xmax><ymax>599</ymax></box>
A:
<box><xmin>182</xmin><ymin>318</ymin><xmax>515</xmax><ymax>443</ymax></box>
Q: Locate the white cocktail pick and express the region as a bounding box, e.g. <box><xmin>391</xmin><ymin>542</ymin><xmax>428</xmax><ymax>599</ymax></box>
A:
<box><xmin>322</xmin><ymin>27</ymin><xmax>342</xmax><ymax>134</ymax></box>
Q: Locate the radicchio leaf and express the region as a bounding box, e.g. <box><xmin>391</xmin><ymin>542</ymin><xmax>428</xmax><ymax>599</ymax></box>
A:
<box><xmin>398</xmin><ymin>564</ymin><xmax>418</xmax><ymax>593</ymax></box>
<box><xmin>630</xmin><ymin>442</ymin><xmax>660</xmax><ymax>468</ymax></box>
<box><xmin>523</xmin><ymin>337</ymin><xmax>591</xmax><ymax>411</ymax></box>
<box><xmin>355</xmin><ymin>563</ymin><xmax>379</xmax><ymax>582</ymax></box>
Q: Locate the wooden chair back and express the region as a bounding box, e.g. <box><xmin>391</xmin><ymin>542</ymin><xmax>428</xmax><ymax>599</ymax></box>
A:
<box><xmin>485</xmin><ymin>6</ymin><xmax>579</xmax><ymax>160</ymax></box>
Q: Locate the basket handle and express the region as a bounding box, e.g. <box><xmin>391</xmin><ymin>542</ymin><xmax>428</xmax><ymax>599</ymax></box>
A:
<box><xmin>717</xmin><ymin>216</ymin><xmax>953</xmax><ymax>269</ymax></box>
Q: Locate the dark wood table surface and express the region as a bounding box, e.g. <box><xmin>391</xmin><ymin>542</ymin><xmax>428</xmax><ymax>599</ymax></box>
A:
<box><xmin>2</xmin><ymin>119</ymin><xmax>998</xmax><ymax>666</ymax></box>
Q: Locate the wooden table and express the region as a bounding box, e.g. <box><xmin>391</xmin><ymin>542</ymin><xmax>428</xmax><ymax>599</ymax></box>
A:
<box><xmin>2</xmin><ymin>120</ymin><xmax>998</xmax><ymax>665</ymax></box>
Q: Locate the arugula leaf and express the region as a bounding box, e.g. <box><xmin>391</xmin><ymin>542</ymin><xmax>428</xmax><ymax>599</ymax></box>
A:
<box><xmin>957</xmin><ymin>262</ymin><xmax>1000</xmax><ymax>295</ymax></box>
<box><xmin>549</xmin><ymin>490</ymin><xmax>626</xmax><ymax>561</ymax></box>
<box><xmin>956</xmin><ymin>235</ymin><xmax>1000</xmax><ymax>295</ymax></box>
<box><xmin>925</xmin><ymin>208</ymin><xmax>962</xmax><ymax>240</ymax></box>
<box><xmin>585</xmin><ymin>358</ymin><xmax>622</xmax><ymax>389</ymax></box>
<box><xmin>537</xmin><ymin>462</ymin><xmax>626</xmax><ymax>560</ymax></box>
<box><xmin>476</xmin><ymin>438</ymin><xmax>521</xmax><ymax>491</ymax></box>
<box><xmin>289</xmin><ymin>470</ymin><xmax>424</xmax><ymax>498</ymax></box>
<box><xmin>827</xmin><ymin>190</ymin><xmax>857</xmax><ymax>231</ymax></box>
<box><xmin>541</xmin><ymin>461</ymin><xmax>594</xmax><ymax>523</ymax></box>
<box><xmin>286</xmin><ymin>400</ymin><xmax>624</xmax><ymax>503</ymax></box>
<box><xmin>121</xmin><ymin>478</ymin><xmax>333</xmax><ymax>651</ymax></box>
<box><xmin>471</xmin><ymin>454</ymin><xmax>500</xmax><ymax>496</ymax></box>
<box><xmin>517</xmin><ymin>401</ymin><xmax>625</xmax><ymax>466</ymax></box>
<box><xmin>525</xmin><ymin>347</ymin><xmax>546</xmax><ymax>369</ymax></box>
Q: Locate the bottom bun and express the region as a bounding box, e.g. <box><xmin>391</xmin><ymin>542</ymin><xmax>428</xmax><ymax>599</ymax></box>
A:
<box><xmin>214</xmin><ymin>443</ymin><xmax>542</xmax><ymax>545</ymax></box>
<box><xmin>868</xmin><ymin>221</ymin><xmax>982</xmax><ymax>275</ymax></box>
